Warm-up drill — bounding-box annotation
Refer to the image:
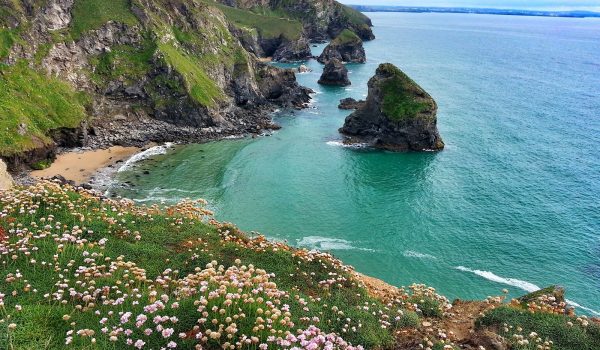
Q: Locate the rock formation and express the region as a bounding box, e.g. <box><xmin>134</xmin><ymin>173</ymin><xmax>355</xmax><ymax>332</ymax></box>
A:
<box><xmin>339</xmin><ymin>63</ymin><xmax>444</xmax><ymax>151</ymax></box>
<box><xmin>272</xmin><ymin>38</ymin><xmax>312</xmax><ymax>62</ymax></box>
<box><xmin>0</xmin><ymin>160</ymin><xmax>14</xmax><ymax>190</ymax></box>
<box><xmin>318</xmin><ymin>29</ymin><xmax>366</xmax><ymax>64</ymax></box>
<box><xmin>318</xmin><ymin>59</ymin><xmax>351</xmax><ymax>86</ymax></box>
<box><xmin>338</xmin><ymin>97</ymin><xmax>365</xmax><ymax>110</ymax></box>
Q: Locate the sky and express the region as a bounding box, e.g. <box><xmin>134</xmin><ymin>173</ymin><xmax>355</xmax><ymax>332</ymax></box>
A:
<box><xmin>338</xmin><ymin>0</ymin><xmax>600</xmax><ymax>11</ymax></box>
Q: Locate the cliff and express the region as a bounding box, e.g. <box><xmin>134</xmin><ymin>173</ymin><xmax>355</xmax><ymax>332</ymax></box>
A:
<box><xmin>1</xmin><ymin>182</ymin><xmax>598</xmax><ymax>350</ymax></box>
<box><xmin>0</xmin><ymin>0</ymin><xmax>368</xmax><ymax>170</ymax></box>
<box><xmin>340</xmin><ymin>63</ymin><xmax>445</xmax><ymax>151</ymax></box>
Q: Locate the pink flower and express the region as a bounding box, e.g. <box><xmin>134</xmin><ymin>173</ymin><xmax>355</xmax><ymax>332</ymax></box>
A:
<box><xmin>134</xmin><ymin>339</ymin><xmax>145</xmax><ymax>349</ymax></box>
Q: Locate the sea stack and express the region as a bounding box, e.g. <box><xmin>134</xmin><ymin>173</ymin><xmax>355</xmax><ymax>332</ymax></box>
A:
<box><xmin>318</xmin><ymin>58</ymin><xmax>351</xmax><ymax>86</ymax></box>
<box><xmin>339</xmin><ymin>63</ymin><xmax>444</xmax><ymax>151</ymax></box>
<box><xmin>318</xmin><ymin>29</ymin><xmax>366</xmax><ymax>64</ymax></box>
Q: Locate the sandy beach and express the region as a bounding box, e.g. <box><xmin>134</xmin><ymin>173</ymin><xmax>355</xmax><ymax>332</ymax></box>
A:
<box><xmin>31</xmin><ymin>146</ymin><xmax>142</xmax><ymax>183</ymax></box>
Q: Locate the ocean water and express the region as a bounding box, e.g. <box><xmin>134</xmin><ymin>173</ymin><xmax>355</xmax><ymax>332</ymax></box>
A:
<box><xmin>108</xmin><ymin>13</ymin><xmax>600</xmax><ymax>315</ymax></box>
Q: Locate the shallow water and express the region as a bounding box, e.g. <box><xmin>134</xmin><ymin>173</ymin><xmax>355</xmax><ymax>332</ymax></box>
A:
<box><xmin>108</xmin><ymin>13</ymin><xmax>600</xmax><ymax>314</ymax></box>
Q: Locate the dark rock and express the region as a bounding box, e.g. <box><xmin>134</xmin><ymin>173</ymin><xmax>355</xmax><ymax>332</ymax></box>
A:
<box><xmin>339</xmin><ymin>63</ymin><xmax>444</xmax><ymax>151</ymax></box>
<box><xmin>318</xmin><ymin>29</ymin><xmax>366</xmax><ymax>64</ymax></box>
<box><xmin>318</xmin><ymin>59</ymin><xmax>350</xmax><ymax>86</ymax></box>
<box><xmin>272</xmin><ymin>38</ymin><xmax>312</xmax><ymax>62</ymax></box>
<box><xmin>338</xmin><ymin>98</ymin><xmax>365</xmax><ymax>110</ymax></box>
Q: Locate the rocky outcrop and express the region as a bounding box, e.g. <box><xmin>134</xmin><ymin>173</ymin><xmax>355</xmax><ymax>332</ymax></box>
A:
<box><xmin>318</xmin><ymin>59</ymin><xmax>350</xmax><ymax>86</ymax></box>
<box><xmin>272</xmin><ymin>38</ymin><xmax>312</xmax><ymax>62</ymax></box>
<box><xmin>340</xmin><ymin>63</ymin><xmax>444</xmax><ymax>151</ymax></box>
<box><xmin>0</xmin><ymin>160</ymin><xmax>14</xmax><ymax>190</ymax></box>
<box><xmin>318</xmin><ymin>29</ymin><xmax>366</xmax><ymax>63</ymax></box>
<box><xmin>338</xmin><ymin>97</ymin><xmax>365</xmax><ymax>110</ymax></box>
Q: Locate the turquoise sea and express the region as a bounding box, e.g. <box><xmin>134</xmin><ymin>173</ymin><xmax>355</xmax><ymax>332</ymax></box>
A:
<box><xmin>108</xmin><ymin>13</ymin><xmax>600</xmax><ymax>315</ymax></box>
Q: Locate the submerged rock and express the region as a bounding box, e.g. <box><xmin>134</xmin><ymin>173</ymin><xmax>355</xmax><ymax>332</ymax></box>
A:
<box><xmin>318</xmin><ymin>29</ymin><xmax>366</xmax><ymax>64</ymax></box>
<box><xmin>338</xmin><ymin>97</ymin><xmax>365</xmax><ymax>110</ymax></box>
<box><xmin>339</xmin><ymin>63</ymin><xmax>444</xmax><ymax>151</ymax></box>
<box><xmin>318</xmin><ymin>59</ymin><xmax>350</xmax><ymax>86</ymax></box>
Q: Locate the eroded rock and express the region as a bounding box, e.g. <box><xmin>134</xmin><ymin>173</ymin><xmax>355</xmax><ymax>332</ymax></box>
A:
<box><xmin>340</xmin><ymin>63</ymin><xmax>444</xmax><ymax>151</ymax></box>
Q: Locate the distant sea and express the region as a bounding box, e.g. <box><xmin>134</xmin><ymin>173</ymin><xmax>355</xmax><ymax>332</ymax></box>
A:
<box><xmin>108</xmin><ymin>13</ymin><xmax>600</xmax><ymax>315</ymax></box>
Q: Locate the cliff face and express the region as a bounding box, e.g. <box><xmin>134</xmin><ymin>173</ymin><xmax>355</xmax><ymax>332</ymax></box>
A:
<box><xmin>340</xmin><ymin>63</ymin><xmax>444</xmax><ymax>151</ymax></box>
<box><xmin>0</xmin><ymin>0</ymin><xmax>323</xmax><ymax>169</ymax></box>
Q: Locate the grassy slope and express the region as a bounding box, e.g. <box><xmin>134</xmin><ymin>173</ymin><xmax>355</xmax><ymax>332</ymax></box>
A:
<box><xmin>478</xmin><ymin>307</ymin><xmax>600</xmax><ymax>350</ymax></box>
<box><xmin>70</xmin><ymin>0</ymin><xmax>139</xmax><ymax>39</ymax></box>
<box><xmin>0</xmin><ymin>63</ymin><xmax>88</xmax><ymax>156</ymax></box>
<box><xmin>332</xmin><ymin>29</ymin><xmax>360</xmax><ymax>45</ymax></box>
<box><xmin>0</xmin><ymin>183</ymin><xmax>430</xmax><ymax>349</ymax></box>
<box><xmin>378</xmin><ymin>64</ymin><xmax>431</xmax><ymax>122</ymax></box>
<box><xmin>207</xmin><ymin>2</ymin><xmax>303</xmax><ymax>40</ymax></box>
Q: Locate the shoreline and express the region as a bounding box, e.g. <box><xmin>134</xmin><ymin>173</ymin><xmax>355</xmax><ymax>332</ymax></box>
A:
<box><xmin>30</xmin><ymin>146</ymin><xmax>143</xmax><ymax>184</ymax></box>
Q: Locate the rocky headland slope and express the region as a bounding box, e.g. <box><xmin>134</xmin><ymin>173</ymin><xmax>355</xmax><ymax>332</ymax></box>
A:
<box><xmin>0</xmin><ymin>0</ymin><xmax>373</xmax><ymax>171</ymax></box>
<box><xmin>340</xmin><ymin>63</ymin><xmax>445</xmax><ymax>151</ymax></box>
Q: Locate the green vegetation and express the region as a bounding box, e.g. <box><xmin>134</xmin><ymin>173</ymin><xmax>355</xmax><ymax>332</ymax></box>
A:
<box><xmin>158</xmin><ymin>42</ymin><xmax>223</xmax><ymax>107</ymax></box>
<box><xmin>333</xmin><ymin>29</ymin><xmax>361</xmax><ymax>45</ymax></box>
<box><xmin>209</xmin><ymin>2</ymin><xmax>303</xmax><ymax>40</ymax></box>
<box><xmin>0</xmin><ymin>183</ymin><xmax>423</xmax><ymax>349</ymax></box>
<box><xmin>477</xmin><ymin>306</ymin><xmax>600</xmax><ymax>350</ymax></box>
<box><xmin>89</xmin><ymin>37</ymin><xmax>157</xmax><ymax>86</ymax></box>
<box><xmin>70</xmin><ymin>0</ymin><xmax>138</xmax><ymax>39</ymax></box>
<box><xmin>379</xmin><ymin>64</ymin><xmax>431</xmax><ymax>121</ymax></box>
<box><xmin>31</xmin><ymin>159</ymin><xmax>52</xmax><ymax>170</ymax></box>
<box><xmin>0</xmin><ymin>28</ymin><xmax>16</xmax><ymax>60</ymax></box>
<box><xmin>0</xmin><ymin>62</ymin><xmax>88</xmax><ymax>156</ymax></box>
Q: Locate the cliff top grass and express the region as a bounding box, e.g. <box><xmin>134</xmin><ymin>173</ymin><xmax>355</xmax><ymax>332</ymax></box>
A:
<box><xmin>208</xmin><ymin>2</ymin><xmax>303</xmax><ymax>40</ymax></box>
<box><xmin>70</xmin><ymin>0</ymin><xmax>139</xmax><ymax>40</ymax></box>
<box><xmin>0</xmin><ymin>62</ymin><xmax>88</xmax><ymax>157</ymax></box>
<box><xmin>377</xmin><ymin>63</ymin><xmax>432</xmax><ymax>122</ymax></box>
<box><xmin>158</xmin><ymin>42</ymin><xmax>224</xmax><ymax>108</ymax></box>
<box><xmin>0</xmin><ymin>182</ymin><xmax>442</xmax><ymax>349</ymax></box>
<box><xmin>332</xmin><ymin>29</ymin><xmax>361</xmax><ymax>46</ymax></box>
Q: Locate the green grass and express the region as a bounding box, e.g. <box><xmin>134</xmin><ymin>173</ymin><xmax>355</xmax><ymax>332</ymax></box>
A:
<box><xmin>158</xmin><ymin>42</ymin><xmax>224</xmax><ymax>107</ymax></box>
<box><xmin>0</xmin><ymin>28</ymin><xmax>17</xmax><ymax>60</ymax></box>
<box><xmin>89</xmin><ymin>36</ymin><xmax>156</xmax><ymax>86</ymax></box>
<box><xmin>333</xmin><ymin>29</ymin><xmax>361</xmax><ymax>45</ymax></box>
<box><xmin>208</xmin><ymin>2</ymin><xmax>303</xmax><ymax>40</ymax></box>
<box><xmin>477</xmin><ymin>306</ymin><xmax>600</xmax><ymax>350</ymax></box>
<box><xmin>0</xmin><ymin>62</ymin><xmax>88</xmax><ymax>156</ymax></box>
<box><xmin>0</xmin><ymin>183</ymin><xmax>407</xmax><ymax>349</ymax></box>
<box><xmin>379</xmin><ymin>64</ymin><xmax>431</xmax><ymax>121</ymax></box>
<box><xmin>70</xmin><ymin>0</ymin><xmax>138</xmax><ymax>40</ymax></box>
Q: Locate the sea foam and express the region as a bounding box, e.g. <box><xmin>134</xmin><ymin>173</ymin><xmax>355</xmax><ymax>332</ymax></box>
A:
<box><xmin>118</xmin><ymin>143</ymin><xmax>173</xmax><ymax>172</ymax></box>
<box><xmin>297</xmin><ymin>236</ymin><xmax>374</xmax><ymax>252</ymax></box>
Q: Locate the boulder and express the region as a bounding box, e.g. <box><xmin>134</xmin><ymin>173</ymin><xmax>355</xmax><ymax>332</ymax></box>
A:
<box><xmin>318</xmin><ymin>59</ymin><xmax>350</xmax><ymax>86</ymax></box>
<box><xmin>338</xmin><ymin>97</ymin><xmax>365</xmax><ymax>110</ymax></box>
<box><xmin>318</xmin><ymin>29</ymin><xmax>366</xmax><ymax>64</ymax></box>
<box><xmin>339</xmin><ymin>63</ymin><xmax>444</xmax><ymax>151</ymax></box>
<box><xmin>0</xmin><ymin>160</ymin><xmax>15</xmax><ymax>190</ymax></box>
